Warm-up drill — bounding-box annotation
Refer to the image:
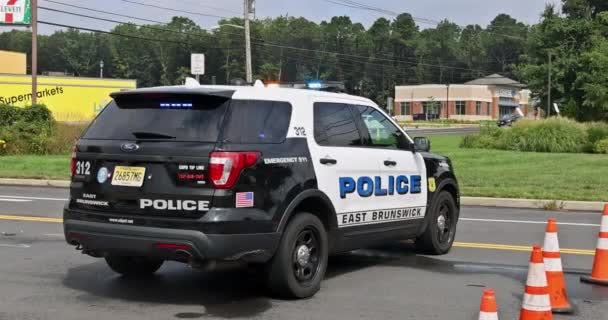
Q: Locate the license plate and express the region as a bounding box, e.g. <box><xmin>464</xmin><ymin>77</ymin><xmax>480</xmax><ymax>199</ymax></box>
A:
<box><xmin>111</xmin><ymin>166</ymin><xmax>146</xmax><ymax>187</ymax></box>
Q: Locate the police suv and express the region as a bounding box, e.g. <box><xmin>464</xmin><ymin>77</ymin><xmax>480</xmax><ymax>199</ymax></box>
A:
<box><xmin>64</xmin><ymin>81</ymin><xmax>460</xmax><ymax>298</ymax></box>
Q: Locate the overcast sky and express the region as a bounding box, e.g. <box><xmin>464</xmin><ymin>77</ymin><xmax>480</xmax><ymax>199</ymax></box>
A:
<box><xmin>2</xmin><ymin>0</ymin><xmax>562</xmax><ymax>34</ymax></box>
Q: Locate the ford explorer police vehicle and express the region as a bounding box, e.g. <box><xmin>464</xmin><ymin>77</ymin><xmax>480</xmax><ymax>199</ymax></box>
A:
<box><xmin>64</xmin><ymin>81</ymin><xmax>460</xmax><ymax>298</ymax></box>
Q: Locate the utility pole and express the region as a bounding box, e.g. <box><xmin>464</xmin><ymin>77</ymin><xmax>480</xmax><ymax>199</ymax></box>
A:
<box><xmin>547</xmin><ymin>52</ymin><xmax>552</xmax><ymax>118</ymax></box>
<box><xmin>31</xmin><ymin>0</ymin><xmax>38</xmax><ymax>104</ymax></box>
<box><xmin>244</xmin><ymin>0</ymin><xmax>253</xmax><ymax>83</ymax></box>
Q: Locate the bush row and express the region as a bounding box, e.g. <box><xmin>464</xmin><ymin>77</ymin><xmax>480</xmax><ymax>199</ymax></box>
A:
<box><xmin>460</xmin><ymin>118</ymin><xmax>608</xmax><ymax>154</ymax></box>
<box><xmin>0</xmin><ymin>104</ymin><xmax>85</xmax><ymax>155</ymax></box>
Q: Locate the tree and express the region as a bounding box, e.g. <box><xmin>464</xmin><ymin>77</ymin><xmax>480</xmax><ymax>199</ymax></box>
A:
<box><xmin>517</xmin><ymin>4</ymin><xmax>607</xmax><ymax>120</ymax></box>
<box><xmin>483</xmin><ymin>14</ymin><xmax>528</xmax><ymax>75</ymax></box>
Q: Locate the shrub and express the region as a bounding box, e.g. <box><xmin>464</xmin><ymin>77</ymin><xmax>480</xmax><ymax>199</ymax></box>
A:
<box><xmin>0</xmin><ymin>104</ymin><xmax>21</xmax><ymax>127</ymax></box>
<box><xmin>585</xmin><ymin>122</ymin><xmax>608</xmax><ymax>150</ymax></box>
<box><xmin>20</xmin><ymin>104</ymin><xmax>54</xmax><ymax>123</ymax></box>
<box><xmin>461</xmin><ymin>117</ymin><xmax>595</xmax><ymax>153</ymax></box>
<box><xmin>503</xmin><ymin>118</ymin><xmax>587</xmax><ymax>153</ymax></box>
<box><xmin>594</xmin><ymin>138</ymin><xmax>608</xmax><ymax>154</ymax></box>
<box><xmin>0</xmin><ymin>104</ymin><xmax>73</xmax><ymax>155</ymax></box>
<box><xmin>460</xmin><ymin>127</ymin><xmax>504</xmax><ymax>149</ymax></box>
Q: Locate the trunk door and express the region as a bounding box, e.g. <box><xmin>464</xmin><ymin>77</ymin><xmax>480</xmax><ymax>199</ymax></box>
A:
<box><xmin>70</xmin><ymin>91</ymin><xmax>232</xmax><ymax>219</ymax></box>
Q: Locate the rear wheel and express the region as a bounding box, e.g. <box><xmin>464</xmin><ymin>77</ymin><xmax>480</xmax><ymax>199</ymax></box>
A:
<box><xmin>266</xmin><ymin>212</ymin><xmax>328</xmax><ymax>299</ymax></box>
<box><xmin>416</xmin><ymin>191</ymin><xmax>458</xmax><ymax>255</ymax></box>
<box><xmin>105</xmin><ymin>255</ymin><xmax>164</xmax><ymax>276</ymax></box>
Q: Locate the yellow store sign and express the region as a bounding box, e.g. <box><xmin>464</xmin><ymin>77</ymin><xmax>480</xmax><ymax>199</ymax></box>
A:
<box><xmin>0</xmin><ymin>74</ymin><xmax>136</xmax><ymax>122</ymax></box>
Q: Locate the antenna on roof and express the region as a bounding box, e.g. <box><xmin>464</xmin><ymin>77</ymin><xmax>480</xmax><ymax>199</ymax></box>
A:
<box><xmin>253</xmin><ymin>80</ymin><xmax>265</xmax><ymax>88</ymax></box>
<box><xmin>184</xmin><ymin>77</ymin><xmax>200</xmax><ymax>89</ymax></box>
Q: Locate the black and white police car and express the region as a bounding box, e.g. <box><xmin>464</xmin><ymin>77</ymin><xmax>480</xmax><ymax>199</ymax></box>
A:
<box><xmin>64</xmin><ymin>80</ymin><xmax>460</xmax><ymax>298</ymax></box>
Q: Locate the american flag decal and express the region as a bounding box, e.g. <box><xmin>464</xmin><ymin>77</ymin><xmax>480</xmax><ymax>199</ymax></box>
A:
<box><xmin>236</xmin><ymin>192</ymin><xmax>254</xmax><ymax>208</ymax></box>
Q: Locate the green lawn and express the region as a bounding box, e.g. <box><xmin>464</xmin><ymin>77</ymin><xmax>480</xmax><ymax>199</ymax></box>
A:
<box><xmin>430</xmin><ymin>135</ymin><xmax>608</xmax><ymax>201</ymax></box>
<box><xmin>0</xmin><ymin>136</ymin><xmax>607</xmax><ymax>201</ymax></box>
<box><xmin>0</xmin><ymin>155</ymin><xmax>70</xmax><ymax>180</ymax></box>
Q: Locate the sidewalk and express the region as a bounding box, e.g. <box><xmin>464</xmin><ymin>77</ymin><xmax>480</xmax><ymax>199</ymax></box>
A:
<box><xmin>0</xmin><ymin>178</ymin><xmax>604</xmax><ymax>212</ymax></box>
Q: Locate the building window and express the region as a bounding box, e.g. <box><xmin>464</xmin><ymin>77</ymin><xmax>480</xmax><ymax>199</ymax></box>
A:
<box><xmin>476</xmin><ymin>101</ymin><xmax>482</xmax><ymax>115</ymax></box>
<box><xmin>400</xmin><ymin>102</ymin><xmax>411</xmax><ymax>116</ymax></box>
<box><xmin>499</xmin><ymin>97</ymin><xmax>513</xmax><ymax>104</ymax></box>
<box><xmin>456</xmin><ymin>101</ymin><xmax>466</xmax><ymax>115</ymax></box>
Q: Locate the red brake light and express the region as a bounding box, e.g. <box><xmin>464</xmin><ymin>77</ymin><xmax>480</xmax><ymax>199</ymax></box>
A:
<box><xmin>155</xmin><ymin>243</ymin><xmax>191</xmax><ymax>250</ymax></box>
<box><xmin>209</xmin><ymin>151</ymin><xmax>260</xmax><ymax>189</ymax></box>
<box><xmin>70</xmin><ymin>145</ymin><xmax>77</xmax><ymax>178</ymax></box>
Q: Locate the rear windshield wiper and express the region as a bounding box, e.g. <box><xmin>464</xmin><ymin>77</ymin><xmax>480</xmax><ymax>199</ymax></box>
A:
<box><xmin>131</xmin><ymin>131</ymin><xmax>176</xmax><ymax>140</ymax></box>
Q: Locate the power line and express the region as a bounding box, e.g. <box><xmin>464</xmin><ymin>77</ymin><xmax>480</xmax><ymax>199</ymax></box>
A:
<box><xmin>40</xmin><ymin>6</ymin><xmax>208</xmax><ymax>38</ymax></box>
<box><xmin>40</xmin><ymin>1</ymin><xmax>496</xmax><ymax>75</ymax></box>
<box><xmin>38</xmin><ymin>20</ymin><xmax>188</xmax><ymax>44</ymax></box>
<box><xmin>38</xmin><ymin>20</ymin><xmax>241</xmax><ymax>50</ymax></box>
<box><xmin>322</xmin><ymin>0</ymin><xmax>526</xmax><ymax>40</ymax></box>
<box><xmin>173</xmin><ymin>0</ymin><xmax>241</xmax><ymax>15</ymax></box>
<box><xmin>42</xmin><ymin>0</ymin><xmax>174</xmax><ymax>24</ymax></box>
<box><xmin>121</xmin><ymin>0</ymin><xmax>230</xmax><ymax>20</ymax></box>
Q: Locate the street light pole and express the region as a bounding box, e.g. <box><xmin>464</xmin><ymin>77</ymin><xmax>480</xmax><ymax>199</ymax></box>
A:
<box><xmin>547</xmin><ymin>52</ymin><xmax>552</xmax><ymax>118</ymax></box>
<box><xmin>244</xmin><ymin>0</ymin><xmax>253</xmax><ymax>83</ymax></box>
<box><xmin>31</xmin><ymin>0</ymin><xmax>38</xmax><ymax>104</ymax></box>
<box><xmin>100</xmin><ymin>60</ymin><xmax>104</xmax><ymax>79</ymax></box>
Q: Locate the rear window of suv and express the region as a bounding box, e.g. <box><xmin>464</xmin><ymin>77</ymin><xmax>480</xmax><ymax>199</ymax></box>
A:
<box><xmin>83</xmin><ymin>94</ymin><xmax>292</xmax><ymax>144</ymax></box>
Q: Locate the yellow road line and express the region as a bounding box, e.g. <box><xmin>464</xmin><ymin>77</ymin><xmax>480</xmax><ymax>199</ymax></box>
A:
<box><xmin>0</xmin><ymin>214</ymin><xmax>62</xmax><ymax>223</ymax></box>
<box><xmin>0</xmin><ymin>215</ymin><xmax>597</xmax><ymax>256</ymax></box>
<box><xmin>454</xmin><ymin>241</ymin><xmax>595</xmax><ymax>255</ymax></box>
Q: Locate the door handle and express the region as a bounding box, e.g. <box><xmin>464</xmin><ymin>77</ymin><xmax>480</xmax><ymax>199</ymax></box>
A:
<box><xmin>384</xmin><ymin>160</ymin><xmax>397</xmax><ymax>167</ymax></box>
<box><xmin>320</xmin><ymin>158</ymin><xmax>337</xmax><ymax>165</ymax></box>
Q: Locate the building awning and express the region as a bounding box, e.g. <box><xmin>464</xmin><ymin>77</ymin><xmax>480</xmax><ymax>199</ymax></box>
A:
<box><xmin>498</xmin><ymin>101</ymin><xmax>520</xmax><ymax>108</ymax></box>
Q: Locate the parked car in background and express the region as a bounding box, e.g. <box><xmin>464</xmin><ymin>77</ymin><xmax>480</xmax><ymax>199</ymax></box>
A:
<box><xmin>497</xmin><ymin>114</ymin><xmax>522</xmax><ymax>127</ymax></box>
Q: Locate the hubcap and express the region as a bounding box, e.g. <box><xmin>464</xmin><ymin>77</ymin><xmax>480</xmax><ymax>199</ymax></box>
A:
<box><xmin>292</xmin><ymin>227</ymin><xmax>321</xmax><ymax>284</ymax></box>
<box><xmin>437</xmin><ymin>215</ymin><xmax>446</xmax><ymax>230</ymax></box>
<box><xmin>296</xmin><ymin>245</ymin><xmax>310</xmax><ymax>267</ymax></box>
<box><xmin>437</xmin><ymin>201</ymin><xmax>454</xmax><ymax>244</ymax></box>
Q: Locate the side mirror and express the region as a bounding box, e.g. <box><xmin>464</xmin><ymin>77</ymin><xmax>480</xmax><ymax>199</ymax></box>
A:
<box><xmin>413</xmin><ymin>137</ymin><xmax>431</xmax><ymax>152</ymax></box>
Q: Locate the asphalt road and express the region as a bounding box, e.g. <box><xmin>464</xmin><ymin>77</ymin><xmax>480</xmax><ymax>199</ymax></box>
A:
<box><xmin>0</xmin><ymin>186</ymin><xmax>606</xmax><ymax>320</ymax></box>
<box><xmin>405</xmin><ymin>126</ymin><xmax>481</xmax><ymax>136</ymax></box>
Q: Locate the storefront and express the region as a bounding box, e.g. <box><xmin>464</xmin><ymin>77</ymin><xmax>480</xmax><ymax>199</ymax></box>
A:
<box><xmin>394</xmin><ymin>74</ymin><xmax>530</xmax><ymax>121</ymax></box>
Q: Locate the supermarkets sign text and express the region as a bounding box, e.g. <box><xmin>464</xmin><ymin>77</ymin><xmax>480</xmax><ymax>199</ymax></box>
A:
<box><xmin>0</xmin><ymin>75</ymin><xmax>136</xmax><ymax>122</ymax></box>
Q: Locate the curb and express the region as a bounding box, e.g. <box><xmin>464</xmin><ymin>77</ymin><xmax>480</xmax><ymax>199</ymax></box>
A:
<box><xmin>461</xmin><ymin>197</ymin><xmax>604</xmax><ymax>212</ymax></box>
<box><xmin>0</xmin><ymin>178</ymin><xmax>70</xmax><ymax>188</ymax></box>
<box><xmin>0</xmin><ymin>179</ymin><xmax>604</xmax><ymax>212</ymax></box>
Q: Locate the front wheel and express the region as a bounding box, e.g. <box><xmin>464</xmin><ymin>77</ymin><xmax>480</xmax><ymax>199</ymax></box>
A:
<box><xmin>416</xmin><ymin>191</ymin><xmax>458</xmax><ymax>255</ymax></box>
<box><xmin>266</xmin><ymin>212</ymin><xmax>328</xmax><ymax>299</ymax></box>
<box><xmin>105</xmin><ymin>255</ymin><xmax>164</xmax><ymax>276</ymax></box>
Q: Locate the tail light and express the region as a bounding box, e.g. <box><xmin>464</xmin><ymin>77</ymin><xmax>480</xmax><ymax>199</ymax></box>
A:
<box><xmin>209</xmin><ymin>151</ymin><xmax>260</xmax><ymax>189</ymax></box>
<box><xmin>70</xmin><ymin>145</ymin><xmax>77</xmax><ymax>178</ymax></box>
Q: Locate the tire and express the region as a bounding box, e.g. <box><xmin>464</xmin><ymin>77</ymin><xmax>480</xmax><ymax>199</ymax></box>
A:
<box><xmin>266</xmin><ymin>212</ymin><xmax>328</xmax><ymax>299</ymax></box>
<box><xmin>105</xmin><ymin>255</ymin><xmax>164</xmax><ymax>276</ymax></box>
<box><xmin>416</xmin><ymin>190</ymin><xmax>458</xmax><ymax>255</ymax></box>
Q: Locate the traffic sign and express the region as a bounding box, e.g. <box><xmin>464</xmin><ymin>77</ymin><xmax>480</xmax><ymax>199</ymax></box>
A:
<box><xmin>0</xmin><ymin>0</ymin><xmax>31</xmax><ymax>25</ymax></box>
<box><xmin>191</xmin><ymin>54</ymin><xmax>205</xmax><ymax>75</ymax></box>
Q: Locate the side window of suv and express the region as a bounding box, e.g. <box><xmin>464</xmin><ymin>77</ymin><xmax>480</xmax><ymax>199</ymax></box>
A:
<box><xmin>314</xmin><ymin>103</ymin><xmax>362</xmax><ymax>147</ymax></box>
<box><xmin>354</xmin><ymin>105</ymin><xmax>410</xmax><ymax>150</ymax></box>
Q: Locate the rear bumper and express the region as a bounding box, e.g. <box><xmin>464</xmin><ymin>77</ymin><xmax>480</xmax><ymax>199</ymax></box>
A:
<box><xmin>64</xmin><ymin>216</ymin><xmax>281</xmax><ymax>263</ymax></box>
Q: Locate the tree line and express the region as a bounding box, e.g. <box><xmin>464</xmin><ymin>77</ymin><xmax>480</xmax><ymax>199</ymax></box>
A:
<box><xmin>0</xmin><ymin>0</ymin><xmax>606</xmax><ymax>121</ymax></box>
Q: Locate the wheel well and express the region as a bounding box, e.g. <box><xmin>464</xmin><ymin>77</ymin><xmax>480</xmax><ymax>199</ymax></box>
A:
<box><xmin>291</xmin><ymin>197</ymin><xmax>335</xmax><ymax>232</ymax></box>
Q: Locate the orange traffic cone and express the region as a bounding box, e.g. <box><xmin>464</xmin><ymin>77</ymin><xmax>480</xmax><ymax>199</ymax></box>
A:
<box><xmin>478</xmin><ymin>289</ymin><xmax>499</xmax><ymax>320</ymax></box>
<box><xmin>581</xmin><ymin>204</ymin><xmax>608</xmax><ymax>286</ymax></box>
<box><xmin>519</xmin><ymin>246</ymin><xmax>552</xmax><ymax>320</ymax></box>
<box><xmin>542</xmin><ymin>218</ymin><xmax>574</xmax><ymax>313</ymax></box>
